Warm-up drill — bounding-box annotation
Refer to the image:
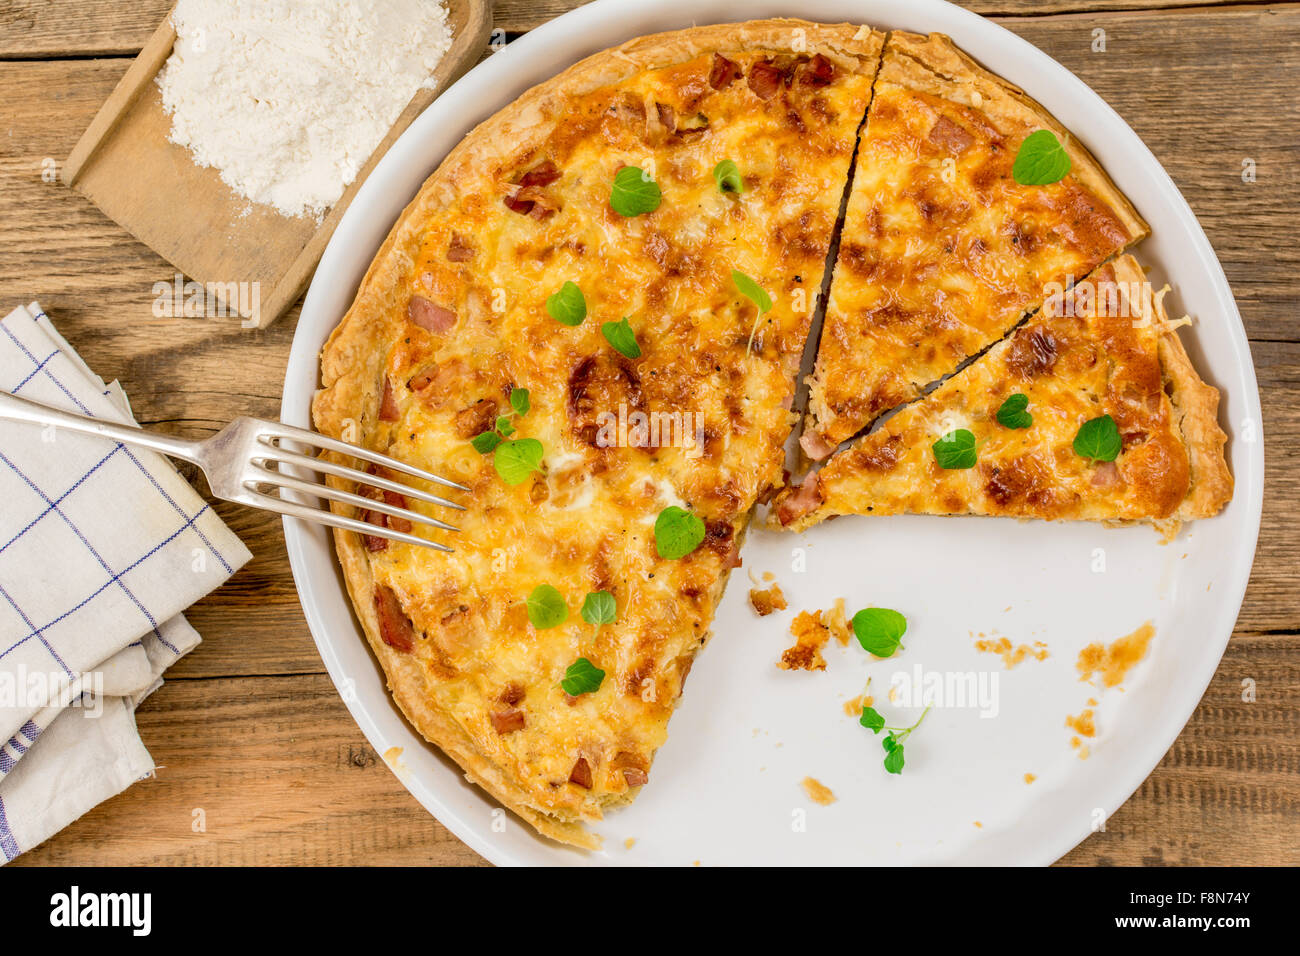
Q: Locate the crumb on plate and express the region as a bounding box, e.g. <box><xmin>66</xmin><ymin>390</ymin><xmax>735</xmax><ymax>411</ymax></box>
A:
<box><xmin>778</xmin><ymin>610</ymin><xmax>830</xmax><ymax>671</ymax></box>
<box><xmin>801</xmin><ymin>776</ymin><xmax>836</xmax><ymax>805</ymax></box>
<box><xmin>1076</xmin><ymin>621</ymin><xmax>1155</xmax><ymax>688</ymax></box>
<box><xmin>749</xmin><ymin>582</ymin><xmax>788</xmax><ymax>617</ymax></box>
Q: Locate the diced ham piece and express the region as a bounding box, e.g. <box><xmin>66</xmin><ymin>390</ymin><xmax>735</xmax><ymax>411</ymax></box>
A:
<box><xmin>776</xmin><ymin>473</ymin><xmax>823</xmax><ymax>526</ymax></box>
<box><xmin>709</xmin><ymin>52</ymin><xmax>741</xmax><ymax>90</ymax></box>
<box><xmin>623</xmin><ymin>768</ymin><xmax>649</xmax><ymax>788</ymax></box>
<box><xmin>799</xmin><ymin>429</ymin><xmax>835</xmax><ymax>461</ymax></box>
<box><xmin>928</xmin><ymin>115</ymin><xmax>975</xmax><ymax>154</ymax></box>
<box><xmin>381</xmin><ymin>489</ymin><xmax>412</xmax><ymax>533</ymax></box>
<box><xmin>373</xmin><ymin>585</ymin><xmax>415</xmax><ymax>652</ymax></box>
<box><xmin>378</xmin><ymin>378</ymin><xmax>400</xmax><ymax>422</ymax></box>
<box><xmin>446</xmin><ymin>233</ymin><xmax>475</xmax><ymax>262</ymax></box>
<box><xmin>518</xmin><ymin>160</ymin><xmax>561</xmax><ymax>187</ymax></box>
<box><xmin>1091</xmin><ymin>461</ymin><xmax>1123</xmax><ymax>489</ymax></box>
<box><xmin>407</xmin><ymin>295</ymin><xmax>457</xmax><ymax>333</ymax></box>
<box><xmin>801</xmin><ymin>53</ymin><xmax>835</xmax><ymax>86</ymax></box>
<box><xmin>748</xmin><ymin>59</ymin><xmax>783</xmax><ymax>100</ymax></box>
<box><xmin>490</xmin><ymin>708</ymin><xmax>526</xmax><ymax>735</ymax></box>
<box><xmin>568</xmin><ymin>757</ymin><xmax>593</xmax><ymax>789</ymax></box>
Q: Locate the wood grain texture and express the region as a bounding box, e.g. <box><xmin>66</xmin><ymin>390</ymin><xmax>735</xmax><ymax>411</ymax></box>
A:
<box><xmin>0</xmin><ymin>0</ymin><xmax>1295</xmax><ymax>866</ymax></box>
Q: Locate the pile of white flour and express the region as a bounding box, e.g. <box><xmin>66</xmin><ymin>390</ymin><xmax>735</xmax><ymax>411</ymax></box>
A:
<box><xmin>158</xmin><ymin>0</ymin><xmax>453</xmax><ymax>220</ymax></box>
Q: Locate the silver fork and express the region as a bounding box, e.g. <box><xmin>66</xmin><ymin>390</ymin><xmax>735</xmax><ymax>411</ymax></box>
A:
<box><xmin>0</xmin><ymin>391</ymin><xmax>467</xmax><ymax>551</ymax></box>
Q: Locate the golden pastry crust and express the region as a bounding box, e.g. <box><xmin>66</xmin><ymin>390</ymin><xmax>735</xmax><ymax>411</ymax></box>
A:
<box><xmin>314</xmin><ymin>19</ymin><xmax>885</xmax><ymax>848</ymax></box>
<box><xmin>773</xmin><ymin>255</ymin><xmax>1232</xmax><ymax>533</ymax></box>
<box><xmin>803</xmin><ymin>31</ymin><xmax>1149</xmax><ymax>455</ymax></box>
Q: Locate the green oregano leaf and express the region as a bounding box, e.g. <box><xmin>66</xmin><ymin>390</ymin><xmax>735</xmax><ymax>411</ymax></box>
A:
<box><xmin>852</xmin><ymin>607</ymin><xmax>908</xmax><ymax>658</ymax></box>
<box><xmin>545</xmin><ymin>282</ymin><xmax>586</xmax><ymax>327</ymax></box>
<box><xmin>610</xmin><ymin>166</ymin><xmax>662</xmax><ymax>217</ymax></box>
<box><xmin>996</xmin><ymin>393</ymin><xmax>1033</xmax><ymax>429</ymax></box>
<box><xmin>471</xmin><ymin>431</ymin><xmax>502</xmax><ymax>454</ymax></box>
<box><xmin>932</xmin><ymin>428</ymin><xmax>978</xmax><ymax>469</ymax></box>
<box><xmin>1013</xmin><ymin>129</ymin><xmax>1072</xmax><ymax>186</ymax></box>
<box><xmin>509</xmin><ymin>387</ymin><xmax>531</xmax><ymax>416</ymax></box>
<box><xmin>713</xmin><ymin>159</ymin><xmax>744</xmax><ymax>194</ymax></box>
<box><xmin>561</xmin><ymin>657</ymin><xmax>605</xmax><ymax>696</ymax></box>
<box><xmin>602</xmin><ymin>317</ymin><xmax>642</xmax><ymax>359</ymax></box>
<box><xmin>581</xmin><ymin>590</ymin><xmax>617</xmax><ymax>629</ymax></box>
<box><xmin>494</xmin><ymin>437</ymin><xmax>544</xmax><ymax>485</ymax></box>
<box><xmin>1073</xmin><ymin>414</ymin><xmax>1122</xmax><ymax>462</ymax></box>
<box><xmin>526</xmin><ymin>584</ymin><xmax>567</xmax><ymax>630</ymax></box>
<box><xmin>654</xmin><ymin>505</ymin><xmax>706</xmax><ymax>560</ymax></box>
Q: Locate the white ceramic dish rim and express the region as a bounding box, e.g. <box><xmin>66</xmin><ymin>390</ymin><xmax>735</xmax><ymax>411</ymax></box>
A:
<box><xmin>281</xmin><ymin>0</ymin><xmax>1264</xmax><ymax>865</ymax></box>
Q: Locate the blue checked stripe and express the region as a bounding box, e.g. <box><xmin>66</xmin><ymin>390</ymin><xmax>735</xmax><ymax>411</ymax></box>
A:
<box><xmin>10</xmin><ymin>350</ymin><xmax>58</xmax><ymax>396</ymax></box>
<box><xmin>0</xmin><ymin>506</ymin><xmax>212</xmax><ymax>665</ymax></box>
<box><xmin>0</xmin><ymin>444</ymin><xmax>122</xmax><ymax>557</ymax></box>
<box><xmin>0</xmin><ymin>795</ymin><xmax>20</xmax><ymax>861</ymax></box>
<box><xmin>0</xmin><ymin>578</ymin><xmax>73</xmax><ymax>677</ymax></box>
<box><xmin>0</xmin><ymin>450</ymin><xmax>160</xmax><ymax>634</ymax></box>
<box><xmin>7</xmin><ymin>313</ymin><xmax>235</xmax><ymax>575</ymax></box>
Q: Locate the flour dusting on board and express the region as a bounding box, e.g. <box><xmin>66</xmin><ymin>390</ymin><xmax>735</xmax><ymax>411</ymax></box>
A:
<box><xmin>157</xmin><ymin>0</ymin><xmax>453</xmax><ymax>220</ymax></box>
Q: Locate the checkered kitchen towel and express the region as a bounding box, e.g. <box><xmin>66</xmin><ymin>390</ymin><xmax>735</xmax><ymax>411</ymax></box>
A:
<box><xmin>0</xmin><ymin>302</ymin><xmax>250</xmax><ymax>861</ymax></box>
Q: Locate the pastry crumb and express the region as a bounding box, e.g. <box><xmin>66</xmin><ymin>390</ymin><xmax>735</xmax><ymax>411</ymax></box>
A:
<box><xmin>749</xmin><ymin>582</ymin><xmax>788</xmax><ymax>617</ymax></box>
<box><xmin>802</xmin><ymin>776</ymin><xmax>836</xmax><ymax>805</ymax></box>
<box><xmin>973</xmin><ymin>821</ymin><xmax>983</xmax><ymax>828</ymax></box>
<box><xmin>1065</xmin><ymin>708</ymin><xmax>1096</xmax><ymax>739</ymax></box>
<box><xmin>778</xmin><ymin>610</ymin><xmax>830</xmax><ymax>671</ymax></box>
<box><xmin>974</xmin><ymin>634</ymin><xmax>1049</xmax><ymax>669</ymax></box>
<box><xmin>624</xmin><ymin>837</ymin><xmax>637</xmax><ymax>850</ymax></box>
<box><xmin>1024</xmin><ymin>773</ymin><xmax>1036</xmax><ymax>784</ymax></box>
<box><xmin>1077</xmin><ymin>745</ymin><xmax>1091</xmax><ymax>760</ymax></box>
<box><xmin>825</xmin><ymin>598</ymin><xmax>852</xmax><ymax>645</ymax></box>
<box><xmin>1077</xmin><ymin>621</ymin><xmax>1154</xmax><ymax>688</ymax></box>
<box><xmin>843</xmin><ymin>693</ymin><xmax>874</xmax><ymax>716</ymax></box>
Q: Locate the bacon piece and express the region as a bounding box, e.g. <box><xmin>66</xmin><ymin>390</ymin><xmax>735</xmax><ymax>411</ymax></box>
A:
<box><xmin>776</xmin><ymin>474</ymin><xmax>823</xmax><ymax>526</ymax></box>
<box><xmin>654</xmin><ymin>101</ymin><xmax>676</xmax><ymax>133</ymax></box>
<box><xmin>374</xmin><ymin>585</ymin><xmax>415</xmax><ymax>652</ymax></box>
<box><xmin>502</xmin><ymin>191</ymin><xmax>535</xmax><ymax>216</ymax></box>
<box><xmin>499</xmin><ymin>682</ymin><xmax>525</xmax><ymax>706</ymax></box>
<box><xmin>518</xmin><ymin>160</ymin><xmax>560</xmax><ymax>187</ymax></box>
<box><xmin>407</xmin><ymin>296</ymin><xmax>457</xmax><ymax>333</ymax></box>
<box><xmin>622</xmin><ymin>768</ymin><xmax>648</xmax><ymax>788</ymax></box>
<box><xmin>568</xmin><ymin>757</ymin><xmax>593</xmax><ymax>789</ymax></box>
<box><xmin>799</xmin><ymin>429</ymin><xmax>835</xmax><ymax>461</ymax></box>
<box><xmin>747</xmin><ymin>59</ymin><xmax>783</xmax><ymax>100</ymax></box>
<box><xmin>378</xmin><ymin>378</ymin><xmax>400</xmax><ymax>422</ymax></box>
<box><xmin>801</xmin><ymin>53</ymin><xmax>835</xmax><ymax>86</ymax></box>
<box><xmin>446</xmin><ymin>233</ymin><xmax>475</xmax><ymax>262</ymax></box>
<box><xmin>709</xmin><ymin>52</ymin><xmax>741</xmax><ymax>90</ymax></box>
<box><xmin>452</xmin><ymin>399</ymin><xmax>499</xmax><ymax>439</ymax></box>
<box><xmin>490</xmin><ymin>708</ymin><xmax>526</xmax><ymax>735</ymax></box>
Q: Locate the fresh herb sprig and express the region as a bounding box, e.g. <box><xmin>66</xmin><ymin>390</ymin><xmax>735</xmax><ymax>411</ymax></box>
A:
<box><xmin>471</xmin><ymin>387</ymin><xmax>545</xmax><ymax>485</ymax></box>
<box><xmin>610</xmin><ymin>166</ymin><xmax>661</xmax><ymax>217</ymax></box>
<box><xmin>859</xmin><ymin>704</ymin><xmax>931</xmax><ymax>774</ymax></box>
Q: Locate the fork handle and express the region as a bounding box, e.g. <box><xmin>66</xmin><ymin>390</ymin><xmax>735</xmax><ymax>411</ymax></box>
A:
<box><xmin>0</xmin><ymin>390</ymin><xmax>204</xmax><ymax>464</ymax></box>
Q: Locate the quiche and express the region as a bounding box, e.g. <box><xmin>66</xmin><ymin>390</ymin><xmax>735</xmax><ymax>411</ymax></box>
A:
<box><xmin>800</xmin><ymin>31</ymin><xmax>1149</xmax><ymax>459</ymax></box>
<box><xmin>313</xmin><ymin>20</ymin><xmax>885</xmax><ymax>848</ymax></box>
<box><xmin>773</xmin><ymin>255</ymin><xmax>1232</xmax><ymax>535</ymax></box>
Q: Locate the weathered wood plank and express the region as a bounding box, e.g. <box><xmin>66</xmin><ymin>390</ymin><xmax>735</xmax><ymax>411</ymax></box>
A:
<box><xmin>0</xmin><ymin>0</ymin><xmax>1266</xmax><ymax>58</ymax></box>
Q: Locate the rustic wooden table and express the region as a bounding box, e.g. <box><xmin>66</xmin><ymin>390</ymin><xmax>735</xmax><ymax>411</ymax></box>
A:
<box><xmin>1</xmin><ymin>0</ymin><xmax>1295</xmax><ymax>866</ymax></box>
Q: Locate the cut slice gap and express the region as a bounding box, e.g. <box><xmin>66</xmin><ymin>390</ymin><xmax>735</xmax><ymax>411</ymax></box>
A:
<box><xmin>800</xmin><ymin>29</ymin><xmax>1149</xmax><ymax>459</ymax></box>
<box><xmin>771</xmin><ymin>253</ymin><xmax>1231</xmax><ymax>535</ymax></box>
<box><xmin>784</xmin><ymin>40</ymin><xmax>889</xmax><ymax>476</ymax></box>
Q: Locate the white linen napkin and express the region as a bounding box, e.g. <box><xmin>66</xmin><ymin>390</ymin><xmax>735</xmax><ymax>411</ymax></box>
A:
<box><xmin>0</xmin><ymin>302</ymin><xmax>251</xmax><ymax>861</ymax></box>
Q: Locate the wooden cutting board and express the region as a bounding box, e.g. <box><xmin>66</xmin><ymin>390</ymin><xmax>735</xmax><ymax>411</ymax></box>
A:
<box><xmin>62</xmin><ymin>0</ymin><xmax>493</xmax><ymax>329</ymax></box>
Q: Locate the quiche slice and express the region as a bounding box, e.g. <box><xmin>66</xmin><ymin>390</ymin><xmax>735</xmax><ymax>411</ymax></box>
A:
<box><xmin>312</xmin><ymin>21</ymin><xmax>885</xmax><ymax>848</ymax></box>
<box><xmin>773</xmin><ymin>255</ymin><xmax>1232</xmax><ymax>534</ymax></box>
<box><xmin>801</xmin><ymin>30</ymin><xmax>1149</xmax><ymax>458</ymax></box>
